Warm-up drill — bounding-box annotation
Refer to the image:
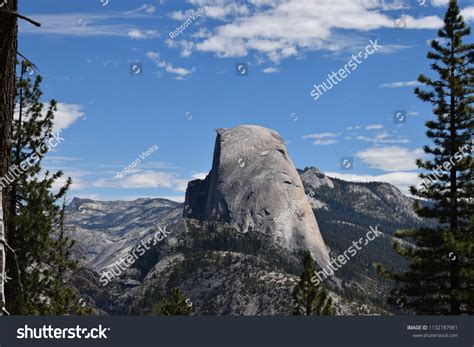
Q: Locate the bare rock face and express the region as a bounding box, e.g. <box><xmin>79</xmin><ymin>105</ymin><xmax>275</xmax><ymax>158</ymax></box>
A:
<box><xmin>184</xmin><ymin>125</ymin><xmax>330</xmax><ymax>268</ymax></box>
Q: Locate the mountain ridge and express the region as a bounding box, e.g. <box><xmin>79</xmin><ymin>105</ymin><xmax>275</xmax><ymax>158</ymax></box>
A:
<box><xmin>65</xmin><ymin>168</ymin><xmax>426</xmax><ymax>315</ymax></box>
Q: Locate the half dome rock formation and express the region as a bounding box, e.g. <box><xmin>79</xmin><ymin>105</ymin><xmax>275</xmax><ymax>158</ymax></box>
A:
<box><xmin>183</xmin><ymin>125</ymin><xmax>330</xmax><ymax>269</ymax></box>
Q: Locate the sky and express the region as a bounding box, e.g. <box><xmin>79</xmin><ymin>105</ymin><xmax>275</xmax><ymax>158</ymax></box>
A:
<box><xmin>17</xmin><ymin>0</ymin><xmax>474</xmax><ymax>202</ymax></box>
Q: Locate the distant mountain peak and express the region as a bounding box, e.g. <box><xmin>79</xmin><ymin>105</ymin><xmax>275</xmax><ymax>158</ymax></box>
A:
<box><xmin>300</xmin><ymin>167</ymin><xmax>334</xmax><ymax>189</ymax></box>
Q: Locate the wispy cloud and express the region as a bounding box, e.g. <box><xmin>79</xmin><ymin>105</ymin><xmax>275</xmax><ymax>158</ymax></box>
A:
<box><xmin>128</xmin><ymin>29</ymin><xmax>159</xmax><ymax>39</ymax></box>
<box><xmin>380</xmin><ymin>80</ymin><xmax>421</xmax><ymax>88</ymax></box>
<box><xmin>44</xmin><ymin>156</ymin><xmax>82</xmax><ymax>162</ymax></box>
<box><xmin>94</xmin><ymin>170</ymin><xmax>179</xmax><ymax>189</ymax></box>
<box><xmin>355</xmin><ymin>131</ymin><xmax>410</xmax><ymax>144</ymax></box>
<box><xmin>146</xmin><ymin>51</ymin><xmax>195</xmax><ymax>80</ymax></box>
<box><xmin>302</xmin><ymin>132</ymin><xmax>340</xmax><ymax>145</ymax></box>
<box><xmin>366</xmin><ymin>124</ymin><xmax>384</xmax><ymax>130</ymax></box>
<box><xmin>93</xmin><ymin>169</ymin><xmax>200</xmax><ymax>193</ymax></box>
<box><xmin>263</xmin><ymin>67</ymin><xmax>280</xmax><ymax>74</ymax></box>
<box><xmin>127</xmin><ymin>4</ymin><xmax>157</xmax><ymax>15</ymax></box>
<box><xmin>20</xmin><ymin>12</ymin><xmax>159</xmax><ymax>39</ymax></box>
<box><xmin>166</xmin><ymin>39</ymin><xmax>196</xmax><ymax>57</ymax></box>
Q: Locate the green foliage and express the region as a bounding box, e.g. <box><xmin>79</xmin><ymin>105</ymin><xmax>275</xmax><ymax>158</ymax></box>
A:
<box><xmin>151</xmin><ymin>288</ymin><xmax>192</xmax><ymax>316</ymax></box>
<box><xmin>306</xmin><ymin>179</ymin><xmax>411</xmax><ymax>310</ymax></box>
<box><xmin>379</xmin><ymin>0</ymin><xmax>473</xmax><ymax>315</ymax></box>
<box><xmin>292</xmin><ymin>251</ymin><xmax>333</xmax><ymax>315</ymax></box>
<box><xmin>5</xmin><ymin>62</ymin><xmax>86</xmax><ymax>315</ymax></box>
<box><xmin>133</xmin><ymin>220</ymin><xmax>301</xmax><ymax>280</ymax></box>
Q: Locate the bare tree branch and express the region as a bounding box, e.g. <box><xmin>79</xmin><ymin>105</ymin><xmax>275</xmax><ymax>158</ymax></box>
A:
<box><xmin>0</xmin><ymin>9</ymin><xmax>41</xmax><ymax>27</ymax></box>
<box><xmin>17</xmin><ymin>52</ymin><xmax>40</xmax><ymax>72</ymax></box>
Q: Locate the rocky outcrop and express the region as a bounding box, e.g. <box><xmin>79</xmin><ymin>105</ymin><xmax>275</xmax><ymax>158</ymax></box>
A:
<box><xmin>183</xmin><ymin>125</ymin><xmax>330</xmax><ymax>269</ymax></box>
<box><xmin>300</xmin><ymin>167</ymin><xmax>334</xmax><ymax>189</ymax></box>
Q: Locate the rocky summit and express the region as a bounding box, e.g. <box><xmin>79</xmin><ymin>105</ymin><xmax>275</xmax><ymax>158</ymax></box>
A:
<box><xmin>183</xmin><ymin>125</ymin><xmax>330</xmax><ymax>269</ymax></box>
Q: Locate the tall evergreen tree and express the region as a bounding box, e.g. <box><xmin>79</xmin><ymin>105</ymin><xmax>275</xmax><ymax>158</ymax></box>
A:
<box><xmin>292</xmin><ymin>251</ymin><xmax>334</xmax><ymax>315</ymax></box>
<box><xmin>152</xmin><ymin>288</ymin><xmax>193</xmax><ymax>316</ymax></box>
<box><xmin>45</xmin><ymin>191</ymin><xmax>90</xmax><ymax>315</ymax></box>
<box><xmin>4</xmin><ymin>62</ymin><xmax>84</xmax><ymax>315</ymax></box>
<box><xmin>378</xmin><ymin>0</ymin><xmax>473</xmax><ymax>315</ymax></box>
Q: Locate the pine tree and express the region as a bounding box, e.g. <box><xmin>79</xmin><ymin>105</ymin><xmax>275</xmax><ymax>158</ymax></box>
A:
<box><xmin>378</xmin><ymin>0</ymin><xmax>473</xmax><ymax>315</ymax></box>
<box><xmin>5</xmin><ymin>62</ymin><xmax>84</xmax><ymax>315</ymax></box>
<box><xmin>292</xmin><ymin>251</ymin><xmax>334</xmax><ymax>315</ymax></box>
<box><xmin>153</xmin><ymin>288</ymin><xmax>192</xmax><ymax>316</ymax></box>
<box><xmin>45</xmin><ymin>191</ymin><xmax>90</xmax><ymax>315</ymax></box>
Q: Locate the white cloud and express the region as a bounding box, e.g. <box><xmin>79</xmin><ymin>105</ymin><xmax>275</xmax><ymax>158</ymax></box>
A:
<box><xmin>45</xmin><ymin>167</ymin><xmax>91</xmax><ymax>192</ymax></box>
<box><xmin>146</xmin><ymin>51</ymin><xmax>195</xmax><ymax>79</ymax></box>
<box><xmin>128</xmin><ymin>4</ymin><xmax>157</xmax><ymax>14</ymax></box>
<box><xmin>15</xmin><ymin>102</ymin><xmax>84</xmax><ymax>133</ymax></box>
<box><xmin>414</xmin><ymin>3</ymin><xmax>473</xmax><ymax>22</ymax></box>
<box><xmin>93</xmin><ymin>169</ymin><xmax>204</xmax><ymax>192</ymax></box>
<box><xmin>380</xmin><ymin>80</ymin><xmax>421</xmax><ymax>88</ymax></box>
<box><xmin>127</xmin><ymin>29</ymin><xmax>160</xmax><ymax>39</ymax></box>
<box><xmin>172</xmin><ymin>172</ymin><xmax>207</xmax><ymax>192</ymax></box>
<box><xmin>366</xmin><ymin>124</ymin><xmax>384</xmax><ymax>130</ymax></box>
<box><xmin>355</xmin><ymin>131</ymin><xmax>410</xmax><ymax>144</ymax></box>
<box><xmin>44</xmin><ymin>156</ymin><xmax>82</xmax><ymax>162</ymax></box>
<box><xmin>20</xmin><ymin>13</ymin><xmax>160</xmax><ymax>38</ymax></box>
<box><xmin>174</xmin><ymin>0</ymin><xmax>447</xmax><ymax>63</ymax></box>
<box><xmin>302</xmin><ymin>132</ymin><xmax>340</xmax><ymax>145</ymax></box>
<box><xmin>263</xmin><ymin>66</ymin><xmax>280</xmax><ymax>73</ymax></box>
<box><xmin>170</xmin><ymin>3</ymin><xmax>248</xmax><ymax>21</ymax></box>
<box><xmin>53</xmin><ymin>103</ymin><xmax>85</xmax><ymax>132</ymax></box>
<box><xmin>191</xmin><ymin>172</ymin><xmax>208</xmax><ymax>180</ymax></box>
<box><xmin>462</xmin><ymin>6</ymin><xmax>474</xmax><ymax>22</ymax></box>
<box><xmin>52</xmin><ymin>173</ymin><xmax>87</xmax><ymax>191</ymax></box>
<box><xmin>166</xmin><ymin>39</ymin><xmax>195</xmax><ymax>57</ymax></box>
<box><xmin>356</xmin><ymin>146</ymin><xmax>423</xmax><ymax>171</ymax></box>
<box><xmin>402</xmin><ymin>15</ymin><xmax>443</xmax><ymax>29</ymax></box>
<box><xmin>94</xmin><ymin>170</ymin><xmax>179</xmax><ymax>189</ymax></box>
<box><xmin>325</xmin><ymin>171</ymin><xmax>419</xmax><ymax>195</ymax></box>
<box><xmin>430</xmin><ymin>0</ymin><xmax>449</xmax><ymax>6</ymax></box>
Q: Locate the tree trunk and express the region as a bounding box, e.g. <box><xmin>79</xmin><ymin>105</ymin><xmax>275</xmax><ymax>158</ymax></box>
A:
<box><xmin>0</xmin><ymin>187</ymin><xmax>7</xmax><ymax>314</ymax></box>
<box><xmin>0</xmin><ymin>0</ymin><xmax>19</xmax><ymax>316</ymax></box>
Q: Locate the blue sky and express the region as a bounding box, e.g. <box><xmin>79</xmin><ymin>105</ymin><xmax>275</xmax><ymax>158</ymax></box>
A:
<box><xmin>17</xmin><ymin>0</ymin><xmax>474</xmax><ymax>201</ymax></box>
